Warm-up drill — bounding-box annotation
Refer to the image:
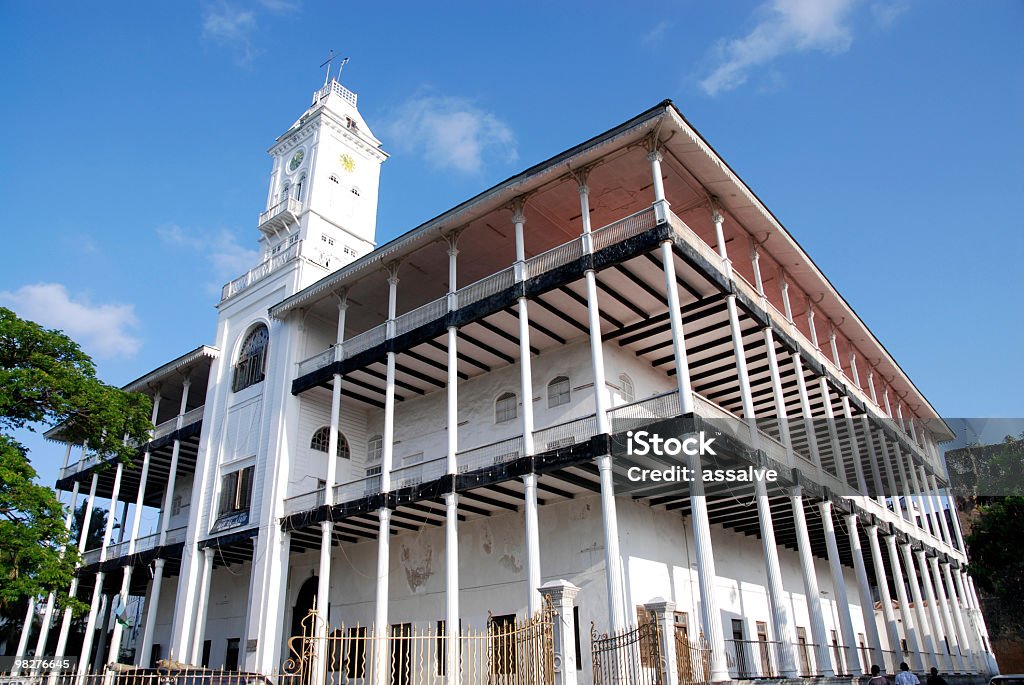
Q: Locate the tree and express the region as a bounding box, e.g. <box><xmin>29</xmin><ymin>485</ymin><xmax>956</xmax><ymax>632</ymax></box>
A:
<box><xmin>0</xmin><ymin>307</ymin><xmax>152</xmax><ymax>622</ymax></box>
<box><xmin>965</xmin><ymin>496</ymin><xmax>1024</xmax><ymax>636</ymax></box>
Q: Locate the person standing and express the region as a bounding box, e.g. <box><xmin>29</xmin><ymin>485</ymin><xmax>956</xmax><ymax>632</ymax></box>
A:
<box><xmin>869</xmin><ymin>664</ymin><xmax>889</xmax><ymax>685</ymax></box>
<box><xmin>896</xmin><ymin>662</ymin><xmax>921</xmax><ymax>685</ymax></box>
<box><xmin>926</xmin><ymin>667</ymin><xmax>948</xmax><ymax>685</ymax></box>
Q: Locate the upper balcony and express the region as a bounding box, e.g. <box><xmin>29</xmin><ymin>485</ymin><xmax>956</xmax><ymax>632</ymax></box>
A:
<box><xmin>258</xmin><ymin>197</ymin><xmax>303</xmax><ymax>235</ymax></box>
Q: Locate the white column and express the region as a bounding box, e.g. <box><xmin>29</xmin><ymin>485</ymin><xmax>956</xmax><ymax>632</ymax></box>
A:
<box><xmin>849</xmin><ymin>352</ymin><xmax>862</xmax><ymax>389</ymax></box>
<box><xmin>841</xmin><ymin>397</ymin><xmax>869</xmax><ymax>493</ymax></box>
<box><xmin>878</xmin><ymin>435</ymin><xmax>906</xmax><ymax>519</ymax></box>
<box><xmin>77</xmin><ymin>578</ymin><xmax>105</xmax><ymax>678</ymax></box>
<box><xmin>79</xmin><ymin>462</ymin><xmax>124</xmax><ymax>677</ymax></box>
<box><xmin>909</xmin><ymin>463</ymin><xmax>937</xmax><ymax>538</ymax></box>
<box><xmin>950</xmin><ymin>565</ymin><xmax>983</xmax><ymax>671</ymax></box>
<box><xmin>372</xmin><ymin>509</ymin><xmax>392</xmax><ymax>684</ymax></box>
<box><xmin>819</xmin><ymin>501</ymin><xmax>860</xmax><ymax>673</ymax></box>
<box><xmin>661</xmin><ymin>240</ymin><xmax>694</xmax><ymax>414</ymax></box>
<box><xmin>444</xmin><ymin>492</ymin><xmax>460</xmax><ymax>685</ymax></box>
<box><xmin>885</xmin><ymin>535</ymin><xmax>924</xmax><ymax>670</ymax></box>
<box><xmin>444</xmin><ymin>237</ymin><xmax>461</xmax><ymax>685</ymax></box>
<box><xmin>790</xmin><ymin>487</ymin><xmax>834</xmax><ymax>676</ymax></box>
<box><xmin>764</xmin><ymin>328</ymin><xmax>793</xmax><ymax>457</ymax></box>
<box><xmin>805</xmin><ymin>299</ymin><xmax>819</xmax><ymax>348</ymax></box>
<box><xmin>691</xmin><ymin>451</ymin><xmax>729</xmax><ymax>681</ymax></box>
<box><xmin>190</xmin><ymin>548</ymin><xmax>215</xmax><ymax>664</ymax></box>
<box><xmin>54</xmin><ymin>471</ymin><xmax>98</xmax><ymax>668</ymax></box>
<box><xmin>866</xmin><ymin>525</ymin><xmax>902</xmax><ymax>669</ymax></box>
<box><xmin>107</xmin><ymin>445</ymin><xmax>154</xmax><ymax>665</ymax></box>
<box><xmin>929</xmin><ymin>556</ymin><xmax>965</xmax><ymax>672</ymax></box>
<box><xmin>32</xmin><ymin>480</ymin><xmax>81</xmax><ymax>671</ymax></box>
<box><xmin>13</xmin><ymin>597</ymin><xmax>35</xmax><ymax>667</ymax></box>
<box><xmin>859</xmin><ymin>416</ymin><xmax>887</xmax><ymax>501</ymax></box>
<box><xmin>780</xmin><ymin>273</ymin><xmax>794</xmax><ymax>323</ymax></box>
<box><xmin>792</xmin><ymin>353</ymin><xmax>823</xmax><ymax>471</ymax></box>
<box><xmin>846</xmin><ymin>515</ymin><xmax>884</xmax><ymax>669</ymax></box>
<box><xmin>901</xmin><ymin>544</ymin><xmax>939</xmax><ymax>664</ymax></box>
<box><xmin>929</xmin><ymin>474</ymin><xmax>954</xmax><ymax>548</ymax></box>
<box><xmin>523</xmin><ymin>473</ymin><xmax>542</xmax><ymax>614</ymax></box>
<box><xmin>818</xmin><ymin>377</ymin><xmax>848</xmax><ymax>483</ymax></box>
<box><xmin>539</xmin><ymin>581</ymin><xmax>581</xmax><ymax>685</ymax></box>
<box><xmin>596</xmin><ymin>456</ymin><xmax>625</xmax><ymax>632</ymax></box>
<box><xmin>892</xmin><ymin>444</ymin><xmax>914</xmax><ymax>522</ymax></box>
<box><xmin>942</xmin><ymin>561</ymin><xmax>974</xmax><ymax>667</ymax></box>
<box><xmin>162</xmin><ymin>378</ymin><xmax>192</xmax><ymax>659</ymax></box>
<box><xmin>754</xmin><ymin>479</ymin><xmax>797</xmax><ymax>676</ymax></box>
<box><xmin>138</xmin><ymin>559</ymin><xmax>165</xmax><ymax>666</ymax></box>
<box><xmin>916</xmin><ymin>549</ymin><xmax>952</xmax><ymax>671</ymax></box>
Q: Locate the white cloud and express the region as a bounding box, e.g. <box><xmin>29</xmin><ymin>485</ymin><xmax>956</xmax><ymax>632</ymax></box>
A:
<box><xmin>0</xmin><ymin>283</ymin><xmax>142</xmax><ymax>359</ymax></box>
<box><xmin>383</xmin><ymin>94</ymin><xmax>518</xmax><ymax>174</ymax></box>
<box><xmin>700</xmin><ymin>0</ymin><xmax>857</xmax><ymax>96</ymax></box>
<box><xmin>156</xmin><ymin>224</ymin><xmax>260</xmax><ymax>293</ymax></box>
<box><xmin>643</xmin><ymin>20</ymin><xmax>672</xmax><ymax>46</ymax></box>
<box><xmin>871</xmin><ymin>0</ymin><xmax>910</xmax><ymax>29</ymax></box>
<box><xmin>201</xmin><ymin>0</ymin><xmax>299</xmax><ymax>65</ymax></box>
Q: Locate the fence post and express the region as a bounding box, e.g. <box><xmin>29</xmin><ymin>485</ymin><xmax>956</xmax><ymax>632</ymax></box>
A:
<box><xmin>539</xmin><ymin>580</ymin><xmax>581</xmax><ymax>685</ymax></box>
<box><xmin>645</xmin><ymin>597</ymin><xmax>680</xmax><ymax>685</ymax></box>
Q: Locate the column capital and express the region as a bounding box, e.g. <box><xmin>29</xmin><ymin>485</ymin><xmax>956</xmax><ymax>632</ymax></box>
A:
<box><xmin>788</xmin><ymin>483</ymin><xmax>803</xmax><ymax>498</ymax></box>
<box><xmin>539</xmin><ymin>579</ymin><xmax>582</xmax><ymax>604</ymax></box>
<box><xmin>577</xmin><ymin>183</ymin><xmax>589</xmax><ymax>197</ymax></box>
<box><xmin>711</xmin><ymin>209</ymin><xmax>724</xmax><ymax>225</ymax></box>
<box><xmin>511</xmin><ymin>196</ymin><xmax>527</xmax><ymax>225</ymax></box>
<box><xmin>385</xmin><ymin>264</ymin><xmax>401</xmax><ymax>286</ymax></box>
<box><xmin>333</xmin><ymin>289</ymin><xmax>349</xmax><ymax>310</ymax></box>
<box><xmin>646</xmin><ymin>149</ymin><xmax>663</xmax><ymax>163</ymax></box>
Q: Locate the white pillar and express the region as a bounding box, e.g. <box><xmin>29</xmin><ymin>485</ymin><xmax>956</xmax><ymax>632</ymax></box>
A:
<box><xmin>727</xmin><ymin>293</ymin><xmax>759</xmax><ymax>445</ymax></box>
<box><xmin>917</xmin><ymin>549</ymin><xmax>952</xmax><ymax>671</ymax></box>
<box><xmin>107</xmin><ymin>445</ymin><xmax>154</xmax><ymax>665</ymax></box>
<box><xmin>661</xmin><ymin>240</ymin><xmax>694</xmax><ymax>414</ymax></box>
<box><xmin>885</xmin><ymin>535</ymin><xmax>924</xmax><ymax>671</ymax></box>
<box><xmin>31</xmin><ymin>480</ymin><xmax>81</xmax><ymax>671</ymax></box>
<box><xmin>929</xmin><ymin>475</ymin><xmax>954</xmax><ymax>549</ymax></box>
<box><xmin>846</xmin><ymin>515</ymin><xmax>884</xmax><ymax>669</ymax></box>
<box><xmin>780</xmin><ymin>274</ymin><xmax>794</xmax><ymax>323</ymax></box>
<box><xmin>13</xmin><ymin>596</ymin><xmax>35</xmax><ymax>668</ymax></box>
<box><xmin>819</xmin><ymin>377</ymin><xmax>848</xmax><ymax>483</ymax></box>
<box><xmin>792</xmin><ymin>353</ymin><xmax>823</xmax><ymax>471</ymax></box>
<box><xmin>54</xmin><ymin>472</ymin><xmax>98</xmax><ymax>668</ymax></box>
<box><xmin>805</xmin><ymin>299</ymin><xmax>819</xmax><ymax>348</ymax></box>
<box><xmin>866</xmin><ymin>525</ymin><xmax>902</xmax><ymax>669</ymax></box>
<box><xmin>691</xmin><ymin>451</ymin><xmax>729</xmax><ymax>682</ymax></box>
<box><xmin>596</xmin><ymin>456</ymin><xmax>625</xmax><ymax>632</ymax></box>
<box><xmin>138</xmin><ymin>558</ymin><xmax>165</xmax><ymax>666</ymax></box>
<box><xmin>754</xmin><ymin>479</ymin><xmax>797</xmax><ymax>676</ymax></box>
<box><xmin>539</xmin><ymin>581</ymin><xmax>581</xmax><ymax>685</ymax></box>
<box><xmin>79</xmin><ymin>461</ymin><xmax>124</xmax><ymax>676</ymax></box>
<box><xmin>517</xmin><ymin>299</ymin><xmax>535</xmax><ymax>456</ymax></box>
<box><xmin>77</xmin><ymin>575</ymin><xmax>105</xmax><ymax>678</ymax></box>
<box><xmin>190</xmin><ymin>548</ymin><xmax>215</xmax><ymax>664</ymax></box>
<box><xmin>859</xmin><ymin>416</ymin><xmax>886</xmax><ymax>501</ymax></box>
<box><xmin>790</xmin><ymin>487</ymin><xmax>834</xmax><ymax>676</ymax></box>
<box><xmin>941</xmin><ymin>562</ymin><xmax>975</xmax><ymax>670</ymax></box>
<box><xmin>372</xmin><ymin>508</ymin><xmax>392</xmax><ymax>684</ymax></box>
<box><xmin>444</xmin><ymin>493</ymin><xmax>460</xmax><ymax>685</ymax></box>
<box><xmin>901</xmin><ymin>544</ymin><xmax>939</xmax><ymax>665</ymax></box>
<box><xmin>819</xmin><ymin>501</ymin><xmax>861</xmax><ymax>673</ymax></box>
<box><xmin>161</xmin><ymin>379</ymin><xmax>192</xmax><ymax>658</ymax></box>
<box><xmin>523</xmin><ymin>473</ymin><xmax>542</xmax><ymax>614</ymax></box>
<box><xmin>929</xmin><ymin>556</ymin><xmax>965</xmax><ymax>672</ymax></box>
<box><xmin>849</xmin><ymin>352</ymin><xmax>862</xmax><ymax>389</ymax></box>
<box><xmin>764</xmin><ymin>328</ymin><xmax>793</xmax><ymax>457</ymax></box>
<box><xmin>841</xmin><ymin>397</ymin><xmax>869</xmax><ymax>493</ymax></box>
<box><xmin>878</xmin><ymin>435</ymin><xmax>906</xmax><ymax>519</ymax></box>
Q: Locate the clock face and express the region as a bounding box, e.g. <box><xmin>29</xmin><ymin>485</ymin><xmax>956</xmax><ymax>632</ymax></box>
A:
<box><xmin>340</xmin><ymin>153</ymin><xmax>356</xmax><ymax>173</ymax></box>
<box><xmin>289</xmin><ymin>149</ymin><xmax>305</xmax><ymax>172</ymax></box>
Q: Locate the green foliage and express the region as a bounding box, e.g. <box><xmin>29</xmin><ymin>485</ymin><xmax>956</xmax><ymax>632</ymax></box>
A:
<box><xmin>0</xmin><ymin>306</ymin><xmax>152</xmax><ymax>618</ymax></box>
<box><xmin>966</xmin><ymin>496</ymin><xmax>1024</xmax><ymax>609</ymax></box>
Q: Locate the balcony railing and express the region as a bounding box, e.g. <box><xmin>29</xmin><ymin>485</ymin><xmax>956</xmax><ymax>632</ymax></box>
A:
<box><xmin>258</xmin><ymin>197</ymin><xmax>303</xmax><ymax>231</ymax></box>
<box><xmin>79</xmin><ymin>526</ymin><xmax>186</xmax><ymax>566</ymax></box>
<box><xmin>391</xmin><ymin>456</ymin><xmax>447</xmax><ymax>490</ymax></box>
<box><xmin>532</xmin><ymin>415</ymin><xmax>596</xmax><ymax>452</ymax></box>
<box><xmin>221</xmin><ymin>240</ymin><xmax>301</xmax><ymax>301</ymax></box>
<box><xmin>456</xmin><ymin>436</ymin><xmax>524</xmax><ymax>473</ymax></box>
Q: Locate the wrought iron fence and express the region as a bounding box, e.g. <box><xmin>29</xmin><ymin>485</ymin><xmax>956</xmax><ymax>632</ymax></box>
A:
<box><xmin>456</xmin><ymin>436</ymin><xmax>524</xmax><ymax>473</ymax></box>
<box><xmin>390</xmin><ymin>457</ymin><xmax>447</xmax><ymax>490</ymax></box>
<box><xmin>606</xmin><ymin>391</ymin><xmax>681</xmax><ymax>433</ymax></box>
<box><xmin>532</xmin><ymin>415</ymin><xmax>596</xmax><ymax>452</ymax></box>
<box><xmin>524</xmin><ymin>237</ymin><xmax>584</xmax><ymax>280</ymax></box>
<box><xmin>590</xmin><ymin>206</ymin><xmax>658</xmax><ymax>252</ymax></box>
<box><xmin>457</xmin><ymin>266</ymin><xmax>515</xmax><ymax>309</ymax></box>
<box><xmin>725</xmin><ymin>638</ymin><xmax>781</xmax><ymax>679</ymax></box>
<box><xmin>592</xmin><ymin>618</ymin><xmax>664</xmax><ymax>685</ymax></box>
<box><xmin>675</xmin><ymin>632</ymin><xmax>711</xmax><ymax>685</ymax></box>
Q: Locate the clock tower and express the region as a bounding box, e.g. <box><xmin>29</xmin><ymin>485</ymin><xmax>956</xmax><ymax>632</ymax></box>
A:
<box><xmin>259</xmin><ymin>77</ymin><xmax>387</xmax><ymax>268</ymax></box>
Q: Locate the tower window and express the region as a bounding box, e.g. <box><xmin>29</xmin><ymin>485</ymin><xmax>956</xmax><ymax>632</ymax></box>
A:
<box><xmin>495</xmin><ymin>392</ymin><xmax>517</xmax><ymax>424</ymax></box>
<box><xmin>321</xmin><ymin>234</ymin><xmax>335</xmax><ymax>246</ymax></box>
<box><xmin>328</xmin><ymin>174</ymin><xmax>339</xmax><ymax>184</ymax></box>
<box><xmin>294</xmin><ymin>173</ymin><xmax>306</xmax><ymax>201</ymax></box>
<box><xmin>218</xmin><ymin>465</ymin><xmax>254</xmax><ymax>516</ymax></box>
<box><xmin>310</xmin><ymin>427</ymin><xmax>350</xmax><ymax>458</ymax></box>
<box><xmin>547</xmin><ymin>376</ymin><xmax>571</xmax><ymax>408</ymax></box>
<box><xmin>279</xmin><ymin>183</ymin><xmax>290</xmax><ymax>204</ymax></box>
<box><xmin>350</xmin><ymin>186</ymin><xmax>360</xmax><ymax>196</ymax></box>
<box><xmin>343</xmin><ymin>246</ymin><xmax>357</xmax><ymax>257</ymax></box>
<box><xmin>232</xmin><ymin>324</ymin><xmax>269</xmax><ymax>392</ymax></box>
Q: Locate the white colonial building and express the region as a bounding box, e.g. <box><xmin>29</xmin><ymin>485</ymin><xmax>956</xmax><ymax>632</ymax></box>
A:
<box><xmin>17</xmin><ymin>76</ymin><xmax>999</xmax><ymax>685</ymax></box>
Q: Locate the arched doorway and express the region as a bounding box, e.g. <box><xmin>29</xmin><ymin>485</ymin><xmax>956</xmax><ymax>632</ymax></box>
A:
<box><xmin>291</xmin><ymin>575</ymin><xmax>320</xmax><ymax>640</ymax></box>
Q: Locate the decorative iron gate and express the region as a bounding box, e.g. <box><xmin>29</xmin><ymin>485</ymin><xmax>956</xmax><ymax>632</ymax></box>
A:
<box><xmin>284</xmin><ymin>606</ymin><xmax>555</xmax><ymax>685</ymax></box>
<box><xmin>591</xmin><ymin>619</ymin><xmax>664</xmax><ymax>685</ymax></box>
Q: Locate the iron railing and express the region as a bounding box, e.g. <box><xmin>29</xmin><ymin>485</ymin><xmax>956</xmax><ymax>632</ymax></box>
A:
<box><xmin>532</xmin><ymin>414</ymin><xmax>596</xmax><ymax>452</ymax></box>
<box><xmin>456</xmin><ymin>436</ymin><xmax>524</xmax><ymax>474</ymax></box>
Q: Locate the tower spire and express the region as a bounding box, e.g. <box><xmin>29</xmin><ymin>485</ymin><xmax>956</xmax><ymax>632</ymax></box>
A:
<box><xmin>319</xmin><ymin>50</ymin><xmax>350</xmax><ymax>87</ymax></box>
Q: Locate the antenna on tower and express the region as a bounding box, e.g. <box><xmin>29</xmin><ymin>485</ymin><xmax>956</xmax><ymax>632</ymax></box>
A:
<box><xmin>320</xmin><ymin>49</ymin><xmax>336</xmax><ymax>86</ymax></box>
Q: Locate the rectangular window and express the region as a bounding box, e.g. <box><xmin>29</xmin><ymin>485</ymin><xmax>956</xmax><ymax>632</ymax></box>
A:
<box><xmin>435</xmin><ymin>620</ymin><xmax>462</xmax><ymax>676</ymax></box>
<box><xmin>489</xmin><ymin>614</ymin><xmax>517</xmax><ymax>675</ymax></box>
<box><xmin>732</xmin><ymin>619</ymin><xmax>749</xmax><ymax>678</ymax></box>
<box><xmin>756</xmin><ymin>621</ymin><xmax>772</xmax><ymax>676</ymax></box>
<box><xmin>225</xmin><ymin>638</ymin><xmax>239</xmax><ymax>670</ymax></box>
<box><xmin>218</xmin><ymin>465</ymin><xmax>255</xmax><ymax>515</ymax></box>
<box><xmin>201</xmin><ymin>640</ymin><xmax>211</xmax><ymax>668</ymax></box>
<box><xmin>797</xmin><ymin>627</ymin><xmax>811</xmax><ymax>676</ymax></box>
<box><xmin>150</xmin><ymin>644</ymin><xmax>162</xmax><ymax>669</ymax></box>
<box><xmin>573</xmin><ymin>606</ymin><xmax>582</xmax><ymax>670</ymax></box>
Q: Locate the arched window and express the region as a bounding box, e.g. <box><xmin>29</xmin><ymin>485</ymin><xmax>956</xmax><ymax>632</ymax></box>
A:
<box><xmin>295</xmin><ymin>173</ymin><xmax>306</xmax><ymax>201</ymax></box>
<box><xmin>495</xmin><ymin>392</ymin><xmax>517</xmax><ymax>424</ymax></box>
<box><xmin>619</xmin><ymin>374</ymin><xmax>635</xmax><ymax>404</ymax></box>
<box><xmin>279</xmin><ymin>182</ymin><xmax>290</xmax><ymax>204</ymax></box>
<box><xmin>232</xmin><ymin>324</ymin><xmax>269</xmax><ymax>392</ymax></box>
<box><xmin>547</xmin><ymin>376</ymin><xmax>571</xmax><ymax>408</ymax></box>
<box><xmin>310</xmin><ymin>427</ymin><xmax>350</xmax><ymax>458</ymax></box>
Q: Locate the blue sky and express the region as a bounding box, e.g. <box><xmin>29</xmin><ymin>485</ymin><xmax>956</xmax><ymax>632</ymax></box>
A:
<box><xmin>1</xmin><ymin>1</ymin><xmax>1021</xmax><ymax>486</ymax></box>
